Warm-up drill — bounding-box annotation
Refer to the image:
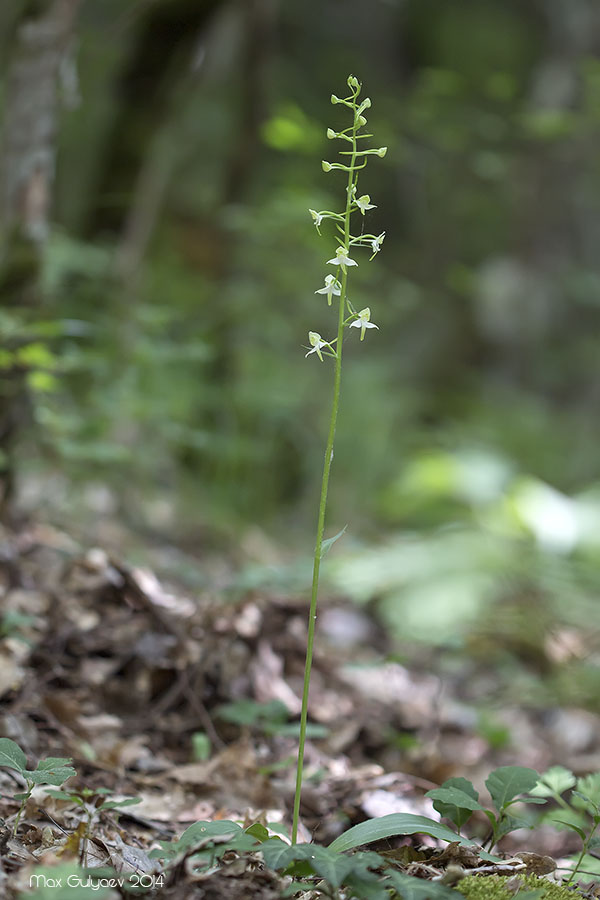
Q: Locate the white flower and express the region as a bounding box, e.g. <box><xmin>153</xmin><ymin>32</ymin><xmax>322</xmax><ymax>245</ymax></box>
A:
<box><xmin>305</xmin><ymin>331</ymin><xmax>332</xmax><ymax>361</ymax></box>
<box><xmin>315</xmin><ymin>274</ymin><xmax>342</xmax><ymax>306</ymax></box>
<box><xmin>349</xmin><ymin>307</ymin><xmax>379</xmax><ymax>341</ymax></box>
<box><xmin>370</xmin><ymin>232</ymin><xmax>385</xmax><ymax>257</ymax></box>
<box><xmin>355</xmin><ymin>194</ymin><xmax>376</xmax><ymax>215</ymax></box>
<box><xmin>309</xmin><ymin>209</ymin><xmax>324</xmax><ymax>227</ymax></box>
<box><xmin>327</xmin><ymin>245</ymin><xmax>357</xmax><ymax>272</ymax></box>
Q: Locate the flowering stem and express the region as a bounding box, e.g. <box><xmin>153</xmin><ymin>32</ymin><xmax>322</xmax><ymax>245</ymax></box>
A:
<box><xmin>291</xmin><ymin>104</ymin><xmax>358</xmax><ymax>845</ymax></box>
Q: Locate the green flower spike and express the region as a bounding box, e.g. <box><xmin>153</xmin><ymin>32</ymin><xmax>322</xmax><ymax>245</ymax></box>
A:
<box><xmin>350</xmin><ymin>307</ymin><xmax>379</xmax><ymax>341</ymax></box>
<box><xmin>293</xmin><ymin>75</ymin><xmax>386</xmax><ymax>847</ymax></box>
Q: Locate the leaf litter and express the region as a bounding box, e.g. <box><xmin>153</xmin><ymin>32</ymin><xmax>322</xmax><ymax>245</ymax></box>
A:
<box><xmin>1</xmin><ymin>520</ymin><xmax>600</xmax><ymax>897</ymax></box>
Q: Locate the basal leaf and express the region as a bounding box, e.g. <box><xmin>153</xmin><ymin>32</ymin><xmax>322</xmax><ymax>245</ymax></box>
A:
<box><xmin>328</xmin><ymin>813</ymin><xmax>494</xmax><ymax>857</ymax></box>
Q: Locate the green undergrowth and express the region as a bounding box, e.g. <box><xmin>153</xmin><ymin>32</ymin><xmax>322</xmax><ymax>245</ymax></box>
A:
<box><xmin>457</xmin><ymin>874</ymin><xmax>577</xmax><ymax>900</ymax></box>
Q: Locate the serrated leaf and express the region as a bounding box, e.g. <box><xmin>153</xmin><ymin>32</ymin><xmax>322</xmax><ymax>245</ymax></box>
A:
<box><xmin>0</xmin><ymin>738</ymin><xmax>27</xmax><ymax>773</ymax></box>
<box><xmin>387</xmin><ymin>871</ymin><xmax>461</xmax><ymax>900</ymax></box>
<box><xmin>320</xmin><ymin>525</ymin><xmax>348</xmax><ymax>559</ymax></box>
<box><xmin>485</xmin><ymin>766</ymin><xmax>539</xmax><ymax>812</ymax></box>
<box><xmin>328</xmin><ymin>813</ymin><xmax>498</xmax><ymax>860</ymax></box>
<box><xmin>531</xmin><ymin>766</ymin><xmax>576</xmax><ymax>798</ymax></box>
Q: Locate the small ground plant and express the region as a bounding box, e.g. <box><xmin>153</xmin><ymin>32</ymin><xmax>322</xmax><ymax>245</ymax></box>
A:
<box><xmin>0</xmin><ymin>737</ymin><xmax>75</xmax><ymax>836</ymax></box>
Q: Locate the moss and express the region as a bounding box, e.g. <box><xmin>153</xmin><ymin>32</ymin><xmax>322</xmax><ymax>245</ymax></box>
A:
<box><xmin>457</xmin><ymin>874</ymin><xmax>579</xmax><ymax>900</ymax></box>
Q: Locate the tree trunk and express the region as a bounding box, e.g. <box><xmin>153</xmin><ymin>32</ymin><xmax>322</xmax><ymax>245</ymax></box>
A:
<box><xmin>0</xmin><ymin>0</ymin><xmax>80</xmax><ymax>521</ymax></box>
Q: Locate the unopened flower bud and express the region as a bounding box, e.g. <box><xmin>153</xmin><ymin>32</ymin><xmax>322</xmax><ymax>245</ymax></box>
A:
<box><xmin>376</xmin><ymin>147</ymin><xmax>388</xmax><ymax>157</ymax></box>
<box><xmin>331</xmin><ymin>94</ymin><xmax>341</xmax><ymax>105</ymax></box>
<box><xmin>322</xmin><ymin>160</ymin><xmax>333</xmax><ymax>172</ymax></box>
<box><xmin>347</xmin><ymin>75</ymin><xmax>360</xmax><ymax>90</ymax></box>
<box><xmin>357</xmin><ymin>115</ymin><xmax>367</xmax><ymax>127</ymax></box>
<box><xmin>326</xmin><ymin>128</ymin><xmax>336</xmax><ymax>139</ymax></box>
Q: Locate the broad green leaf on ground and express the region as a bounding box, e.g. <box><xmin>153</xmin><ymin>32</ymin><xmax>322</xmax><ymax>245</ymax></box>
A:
<box><xmin>303</xmin><ymin>845</ymin><xmax>356</xmax><ymax>889</ymax></box>
<box><xmin>485</xmin><ymin>767</ymin><xmax>539</xmax><ymax>811</ymax></box>
<box><xmin>426</xmin><ymin>780</ymin><xmax>484</xmax><ymax>829</ymax></box>
<box><xmin>531</xmin><ymin>766</ymin><xmax>576</xmax><ymax>797</ymax></box>
<box><xmin>178</xmin><ymin>820</ymin><xmax>242</xmax><ymax>847</ymax></box>
<box><xmin>0</xmin><ymin>738</ymin><xmax>27</xmax><ymax>772</ymax></box>
<box><xmin>244</xmin><ymin>822</ymin><xmax>270</xmax><ymax>841</ymax></box>
<box><xmin>261</xmin><ymin>839</ymin><xmax>298</xmax><ymax>870</ymax></box>
<box><xmin>328</xmin><ymin>813</ymin><xmax>498</xmax><ymax>859</ymax></box>
<box><xmin>387</xmin><ymin>871</ymin><xmax>462</xmax><ymax>900</ymax></box>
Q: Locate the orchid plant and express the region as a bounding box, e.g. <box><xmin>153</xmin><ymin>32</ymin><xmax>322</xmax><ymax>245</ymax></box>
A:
<box><xmin>292</xmin><ymin>75</ymin><xmax>387</xmax><ymax>843</ymax></box>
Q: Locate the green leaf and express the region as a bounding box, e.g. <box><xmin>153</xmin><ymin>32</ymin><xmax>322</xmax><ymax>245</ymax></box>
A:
<box><xmin>485</xmin><ymin>767</ymin><xmax>539</xmax><ymax>812</ymax></box>
<box><xmin>531</xmin><ymin>766</ymin><xmax>576</xmax><ymax>798</ymax></box>
<box><xmin>244</xmin><ymin>823</ymin><xmax>270</xmax><ymax>842</ymax></box>
<box><xmin>493</xmin><ymin>812</ymin><xmax>528</xmax><ymax>841</ymax></box>
<box><xmin>320</xmin><ymin>525</ymin><xmax>348</xmax><ymax>559</ymax></box>
<box><xmin>387</xmin><ymin>871</ymin><xmax>461</xmax><ymax>900</ymax></box>
<box><xmin>261</xmin><ymin>839</ymin><xmax>298</xmax><ymax>870</ymax></box>
<box><xmin>216</xmin><ymin>699</ymin><xmax>288</xmax><ymax>728</ymax></box>
<box><xmin>328</xmin><ymin>813</ymin><xmax>497</xmax><ymax>858</ymax></box>
<box><xmin>26</xmin><ymin>763</ymin><xmax>76</xmax><ymax>786</ymax></box>
<box><xmin>44</xmin><ymin>790</ymin><xmax>83</xmax><ymax>805</ymax></box>
<box><xmin>426</xmin><ymin>780</ymin><xmax>484</xmax><ymax>829</ymax></box>
<box><xmin>301</xmin><ymin>845</ymin><xmax>356</xmax><ymax>889</ymax></box>
<box><xmin>0</xmin><ymin>738</ymin><xmax>27</xmax><ymax>773</ymax></box>
<box><xmin>34</xmin><ymin>757</ymin><xmax>74</xmax><ymax>772</ymax></box>
<box><xmin>178</xmin><ymin>820</ymin><xmax>242</xmax><ymax>848</ymax></box>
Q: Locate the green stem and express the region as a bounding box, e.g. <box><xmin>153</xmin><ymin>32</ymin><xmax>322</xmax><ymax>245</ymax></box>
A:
<box><xmin>568</xmin><ymin>821</ymin><xmax>599</xmax><ymax>885</ymax></box>
<box><xmin>292</xmin><ymin>100</ymin><xmax>358</xmax><ymax>844</ymax></box>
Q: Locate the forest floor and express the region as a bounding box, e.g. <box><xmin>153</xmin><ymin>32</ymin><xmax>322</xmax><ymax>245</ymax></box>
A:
<box><xmin>1</xmin><ymin>518</ymin><xmax>599</xmax><ymax>899</ymax></box>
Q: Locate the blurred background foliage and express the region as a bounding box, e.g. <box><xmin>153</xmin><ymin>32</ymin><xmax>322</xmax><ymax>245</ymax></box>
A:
<box><xmin>3</xmin><ymin>0</ymin><xmax>600</xmax><ymax>701</ymax></box>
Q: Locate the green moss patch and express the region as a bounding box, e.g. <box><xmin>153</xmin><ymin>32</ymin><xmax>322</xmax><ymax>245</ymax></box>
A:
<box><xmin>457</xmin><ymin>874</ymin><xmax>578</xmax><ymax>900</ymax></box>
